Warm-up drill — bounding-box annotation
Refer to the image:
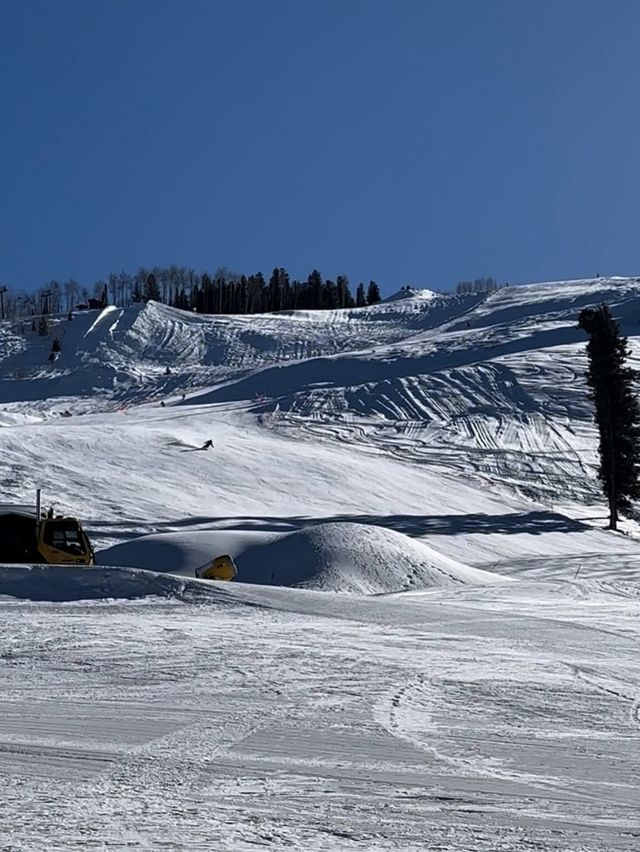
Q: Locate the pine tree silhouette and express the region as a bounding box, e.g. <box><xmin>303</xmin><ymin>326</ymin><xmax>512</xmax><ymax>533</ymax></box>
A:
<box><xmin>578</xmin><ymin>303</ymin><xmax>640</xmax><ymax>529</ymax></box>
<box><xmin>367</xmin><ymin>281</ymin><xmax>381</xmax><ymax>305</ymax></box>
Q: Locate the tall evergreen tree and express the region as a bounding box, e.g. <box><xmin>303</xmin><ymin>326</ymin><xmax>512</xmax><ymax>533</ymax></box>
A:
<box><xmin>355</xmin><ymin>283</ymin><xmax>367</xmax><ymax>307</ymax></box>
<box><xmin>323</xmin><ymin>279</ymin><xmax>339</xmax><ymax>309</ymax></box>
<box><xmin>578</xmin><ymin>303</ymin><xmax>640</xmax><ymax>529</ymax></box>
<box><xmin>252</xmin><ymin>272</ymin><xmax>266</xmax><ymax>312</ymax></box>
<box><xmin>239</xmin><ymin>275</ymin><xmax>249</xmax><ymax>313</ymax></box>
<box><xmin>367</xmin><ymin>280</ymin><xmax>381</xmax><ymax>305</ymax></box>
<box><xmin>278</xmin><ymin>267</ymin><xmax>290</xmax><ymax>311</ymax></box>
<box><xmin>216</xmin><ymin>274</ymin><xmax>226</xmax><ymax>313</ymax></box>
<box><xmin>307</xmin><ymin>269</ymin><xmax>323</xmax><ymax>309</ymax></box>
<box><xmin>201</xmin><ymin>273</ymin><xmax>213</xmax><ymax>312</ymax></box>
<box><xmin>267</xmin><ymin>268</ymin><xmax>281</xmax><ymax>312</ymax></box>
<box><xmin>143</xmin><ymin>273</ymin><xmax>160</xmax><ymax>302</ymax></box>
<box><xmin>336</xmin><ymin>275</ymin><xmax>349</xmax><ymax>308</ymax></box>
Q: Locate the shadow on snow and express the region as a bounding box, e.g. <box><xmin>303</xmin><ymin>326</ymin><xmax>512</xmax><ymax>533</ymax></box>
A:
<box><xmin>90</xmin><ymin>510</ymin><xmax>593</xmax><ymax>538</ymax></box>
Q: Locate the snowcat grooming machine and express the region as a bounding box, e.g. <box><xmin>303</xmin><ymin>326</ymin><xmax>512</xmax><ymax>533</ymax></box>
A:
<box><xmin>0</xmin><ymin>490</ymin><xmax>94</xmax><ymax>566</ymax></box>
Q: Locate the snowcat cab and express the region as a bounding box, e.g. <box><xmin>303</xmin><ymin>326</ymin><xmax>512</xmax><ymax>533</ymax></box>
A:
<box><xmin>0</xmin><ymin>492</ymin><xmax>94</xmax><ymax>566</ymax></box>
<box><xmin>195</xmin><ymin>554</ymin><xmax>237</xmax><ymax>581</ymax></box>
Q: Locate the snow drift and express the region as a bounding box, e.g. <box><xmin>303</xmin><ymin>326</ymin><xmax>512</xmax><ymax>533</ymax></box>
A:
<box><xmin>0</xmin><ymin>563</ymin><xmax>216</xmax><ymax>602</ymax></box>
<box><xmin>97</xmin><ymin>521</ymin><xmax>509</xmax><ymax>593</ymax></box>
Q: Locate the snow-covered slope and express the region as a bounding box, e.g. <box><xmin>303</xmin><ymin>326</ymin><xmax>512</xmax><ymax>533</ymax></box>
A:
<box><xmin>0</xmin><ymin>291</ymin><xmax>482</xmax><ymax>409</ymax></box>
<box><xmin>4</xmin><ymin>276</ymin><xmax>640</xmax><ymax>568</ymax></box>
<box><xmin>2</xmin><ymin>276</ymin><xmax>640</xmax><ymax>850</ymax></box>
<box><xmin>2</xmin><ymin>565</ymin><xmax>639</xmax><ymax>851</ymax></box>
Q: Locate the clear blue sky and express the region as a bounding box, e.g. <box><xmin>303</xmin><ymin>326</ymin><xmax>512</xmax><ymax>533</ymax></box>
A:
<box><xmin>2</xmin><ymin>0</ymin><xmax>640</xmax><ymax>295</ymax></box>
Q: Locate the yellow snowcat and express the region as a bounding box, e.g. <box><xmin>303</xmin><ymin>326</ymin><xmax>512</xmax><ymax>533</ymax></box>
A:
<box><xmin>0</xmin><ymin>491</ymin><xmax>94</xmax><ymax>566</ymax></box>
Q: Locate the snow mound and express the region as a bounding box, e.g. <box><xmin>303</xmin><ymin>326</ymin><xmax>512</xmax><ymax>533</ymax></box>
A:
<box><xmin>0</xmin><ymin>522</ymin><xmax>509</xmax><ymax>601</ymax></box>
<box><xmin>98</xmin><ymin>521</ymin><xmax>509</xmax><ymax>593</ymax></box>
<box><xmin>0</xmin><ymin>563</ymin><xmax>217</xmax><ymax>602</ymax></box>
<box><xmin>383</xmin><ymin>287</ymin><xmax>438</xmax><ymax>303</ymax></box>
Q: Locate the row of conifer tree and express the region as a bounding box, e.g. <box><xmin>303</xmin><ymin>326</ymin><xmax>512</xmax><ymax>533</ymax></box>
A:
<box><xmin>2</xmin><ymin>266</ymin><xmax>382</xmax><ymax>319</ymax></box>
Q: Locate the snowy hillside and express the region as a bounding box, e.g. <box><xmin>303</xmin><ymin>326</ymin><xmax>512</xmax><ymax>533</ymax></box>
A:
<box><xmin>0</xmin><ymin>291</ymin><xmax>482</xmax><ymax>409</ymax></box>
<box><xmin>2</xmin><ymin>277</ymin><xmax>640</xmax><ymax>849</ymax></box>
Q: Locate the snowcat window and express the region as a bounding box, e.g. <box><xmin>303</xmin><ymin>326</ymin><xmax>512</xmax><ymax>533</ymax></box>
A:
<box><xmin>42</xmin><ymin>521</ymin><xmax>87</xmax><ymax>555</ymax></box>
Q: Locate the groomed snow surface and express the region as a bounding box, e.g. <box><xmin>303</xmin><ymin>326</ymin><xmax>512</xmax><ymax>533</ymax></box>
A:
<box><xmin>2</xmin><ymin>278</ymin><xmax>640</xmax><ymax>850</ymax></box>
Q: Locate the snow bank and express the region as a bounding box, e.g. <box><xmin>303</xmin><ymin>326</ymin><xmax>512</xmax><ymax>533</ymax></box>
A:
<box><xmin>98</xmin><ymin>521</ymin><xmax>509</xmax><ymax>593</ymax></box>
<box><xmin>0</xmin><ymin>563</ymin><xmax>214</xmax><ymax>602</ymax></box>
<box><xmin>0</xmin><ymin>410</ymin><xmax>44</xmax><ymax>426</ymax></box>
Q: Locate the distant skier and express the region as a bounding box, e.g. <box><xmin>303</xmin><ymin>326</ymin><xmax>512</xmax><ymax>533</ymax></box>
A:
<box><xmin>201</xmin><ymin>439</ymin><xmax>214</xmax><ymax>450</ymax></box>
<box><xmin>160</xmin><ymin>401</ymin><xmax>166</xmax><ymax>408</ymax></box>
<box><xmin>181</xmin><ymin>393</ymin><xmax>186</xmax><ymax>401</ymax></box>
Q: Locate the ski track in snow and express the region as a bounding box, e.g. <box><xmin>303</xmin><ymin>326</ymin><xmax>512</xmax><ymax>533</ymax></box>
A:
<box><xmin>1</xmin><ymin>589</ymin><xmax>639</xmax><ymax>850</ymax></box>
<box><xmin>2</xmin><ymin>278</ymin><xmax>640</xmax><ymax>849</ymax></box>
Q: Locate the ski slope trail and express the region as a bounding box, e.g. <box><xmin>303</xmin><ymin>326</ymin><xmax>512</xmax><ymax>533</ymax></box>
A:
<box><xmin>2</xmin><ymin>398</ymin><xmax>639</xmax><ymax>572</ymax></box>
<box><xmin>0</xmin><ymin>291</ymin><xmax>482</xmax><ymax>410</ymax></box>
<box><xmin>195</xmin><ymin>276</ymin><xmax>640</xmax><ymax>507</ymax></box>
<box><xmin>1</xmin><ymin>573</ymin><xmax>639</xmax><ymax>850</ymax></box>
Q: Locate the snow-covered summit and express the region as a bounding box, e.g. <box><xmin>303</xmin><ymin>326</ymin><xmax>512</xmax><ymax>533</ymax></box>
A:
<box><xmin>383</xmin><ymin>286</ymin><xmax>439</xmax><ymax>302</ymax></box>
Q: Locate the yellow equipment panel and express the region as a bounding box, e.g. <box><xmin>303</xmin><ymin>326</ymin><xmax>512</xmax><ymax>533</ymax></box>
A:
<box><xmin>196</xmin><ymin>554</ymin><xmax>237</xmax><ymax>581</ymax></box>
